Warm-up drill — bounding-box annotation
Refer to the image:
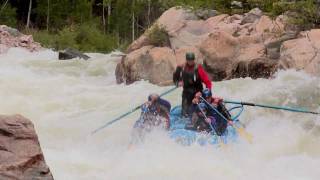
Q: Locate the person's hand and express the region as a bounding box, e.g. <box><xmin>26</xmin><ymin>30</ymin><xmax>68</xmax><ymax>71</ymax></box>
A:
<box><xmin>195</xmin><ymin>91</ymin><xmax>202</xmax><ymax>98</ymax></box>
<box><xmin>192</xmin><ymin>98</ymin><xmax>199</xmax><ymax>104</ymax></box>
<box><xmin>228</xmin><ymin>120</ymin><xmax>233</xmax><ymax>126</ymax></box>
<box><xmin>213</xmin><ymin>96</ymin><xmax>223</xmax><ymax>103</ymax></box>
<box><xmin>178</xmin><ymin>81</ymin><xmax>183</xmax><ymax>87</ymax></box>
<box><xmin>205</xmin><ymin>118</ymin><xmax>211</xmax><ymax>123</ymax></box>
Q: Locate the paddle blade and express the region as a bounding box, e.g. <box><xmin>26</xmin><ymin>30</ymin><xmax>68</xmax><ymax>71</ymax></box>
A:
<box><xmin>236</xmin><ymin>126</ymin><xmax>253</xmax><ymax>143</ymax></box>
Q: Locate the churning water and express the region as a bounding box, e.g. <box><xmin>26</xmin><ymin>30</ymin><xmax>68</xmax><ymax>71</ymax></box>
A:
<box><xmin>0</xmin><ymin>48</ymin><xmax>319</xmax><ymax>180</ymax></box>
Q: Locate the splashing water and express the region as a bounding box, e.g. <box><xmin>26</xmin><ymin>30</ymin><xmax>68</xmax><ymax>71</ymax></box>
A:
<box><xmin>0</xmin><ymin>48</ymin><xmax>319</xmax><ymax>180</ymax></box>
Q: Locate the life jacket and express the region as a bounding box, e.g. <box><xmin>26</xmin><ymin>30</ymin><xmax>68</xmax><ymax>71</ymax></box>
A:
<box><xmin>138</xmin><ymin>102</ymin><xmax>170</xmax><ymax>129</ymax></box>
<box><xmin>206</xmin><ymin>100</ymin><xmax>230</xmax><ymax>136</ymax></box>
<box><xmin>182</xmin><ymin>64</ymin><xmax>203</xmax><ymax>95</ymax></box>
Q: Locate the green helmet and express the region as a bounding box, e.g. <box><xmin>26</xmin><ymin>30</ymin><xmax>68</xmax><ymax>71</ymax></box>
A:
<box><xmin>186</xmin><ymin>52</ymin><xmax>195</xmax><ymax>61</ymax></box>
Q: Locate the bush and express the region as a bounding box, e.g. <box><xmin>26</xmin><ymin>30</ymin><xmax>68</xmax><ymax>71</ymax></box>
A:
<box><xmin>147</xmin><ymin>23</ymin><xmax>169</xmax><ymax>47</ymax></box>
<box><xmin>31</xmin><ymin>30</ymin><xmax>57</xmax><ymax>49</ymax></box>
<box><xmin>32</xmin><ymin>21</ymin><xmax>118</xmax><ymax>53</ymax></box>
<box><xmin>75</xmin><ymin>22</ymin><xmax>117</xmax><ymax>52</ymax></box>
<box><xmin>0</xmin><ymin>4</ymin><xmax>17</xmax><ymax>27</ymax></box>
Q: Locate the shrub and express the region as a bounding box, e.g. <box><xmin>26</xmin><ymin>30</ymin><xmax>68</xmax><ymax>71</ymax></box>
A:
<box><xmin>0</xmin><ymin>4</ymin><xmax>17</xmax><ymax>27</ymax></box>
<box><xmin>32</xmin><ymin>21</ymin><xmax>118</xmax><ymax>53</ymax></box>
<box><xmin>31</xmin><ymin>30</ymin><xmax>57</xmax><ymax>49</ymax></box>
<box><xmin>147</xmin><ymin>23</ymin><xmax>169</xmax><ymax>47</ymax></box>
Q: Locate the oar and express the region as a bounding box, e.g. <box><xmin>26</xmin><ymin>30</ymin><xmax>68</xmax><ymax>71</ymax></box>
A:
<box><xmin>197</xmin><ymin>104</ymin><xmax>225</xmax><ymax>147</ymax></box>
<box><xmin>200</xmin><ymin>97</ymin><xmax>253</xmax><ymax>143</ymax></box>
<box><xmin>91</xmin><ymin>86</ymin><xmax>178</xmax><ymax>135</ymax></box>
<box><xmin>224</xmin><ymin>100</ymin><xmax>320</xmax><ymax>115</ymax></box>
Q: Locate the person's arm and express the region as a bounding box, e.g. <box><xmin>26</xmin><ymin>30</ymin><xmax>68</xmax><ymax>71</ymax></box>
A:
<box><xmin>192</xmin><ymin>92</ymin><xmax>202</xmax><ymax>104</ymax></box>
<box><xmin>173</xmin><ymin>65</ymin><xmax>183</xmax><ymax>86</ymax></box>
<box><xmin>197</xmin><ymin>65</ymin><xmax>212</xmax><ymax>89</ymax></box>
<box><xmin>217</xmin><ymin>102</ymin><xmax>233</xmax><ymax>124</ymax></box>
<box><xmin>159</xmin><ymin>98</ymin><xmax>171</xmax><ymax>112</ymax></box>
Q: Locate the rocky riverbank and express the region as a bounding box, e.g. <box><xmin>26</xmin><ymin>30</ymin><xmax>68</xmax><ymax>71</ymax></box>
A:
<box><xmin>116</xmin><ymin>7</ymin><xmax>320</xmax><ymax>85</ymax></box>
<box><xmin>0</xmin><ymin>25</ymin><xmax>42</xmax><ymax>54</ymax></box>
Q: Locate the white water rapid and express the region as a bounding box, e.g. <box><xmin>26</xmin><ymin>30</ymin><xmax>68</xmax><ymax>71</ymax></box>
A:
<box><xmin>0</xmin><ymin>48</ymin><xmax>319</xmax><ymax>180</ymax></box>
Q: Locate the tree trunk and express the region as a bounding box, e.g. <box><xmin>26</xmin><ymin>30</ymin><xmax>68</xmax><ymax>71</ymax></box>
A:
<box><xmin>147</xmin><ymin>0</ymin><xmax>151</xmax><ymax>27</ymax></box>
<box><xmin>0</xmin><ymin>0</ymin><xmax>9</xmax><ymax>15</ymax></box>
<box><xmin>132</xmin><ymin>0</ymin><xmax>135</xmax><ymax>42</ymax></box>
<box><xmin>107</xmin><ymin>1</ymin><xmax>111</xmax><ymax>31</ymax></box>
<box><xmin>132</xmin><ymin>11</ymin><xmax>135</xmax><ymax>42</ymax></box>
<box><xmin>102</xmin><ymin>1</ymin><xmax>106</xmax><ymax>34</ymax></box>
<box><xmin>46</xmin><ymin>0</ymin><xmax>50</xmax><ymax>31</ymax></box>
<box><xmin>26</xmin><ymin>0</ymin><xmax>32</xmax><ymax>29</ymax></box>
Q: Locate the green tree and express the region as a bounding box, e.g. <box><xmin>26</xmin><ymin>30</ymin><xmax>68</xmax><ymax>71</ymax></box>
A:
<box><xmin>0</xmin><ymin>2</ymin><xmax>17</xmax><ymax>27</ymax></box>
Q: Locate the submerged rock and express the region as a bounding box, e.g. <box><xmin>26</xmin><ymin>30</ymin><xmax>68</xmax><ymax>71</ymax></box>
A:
<box><xmin>58</xmin><ymin>48</ymin><xmax>90</xmax><ymax>60</ymax></box>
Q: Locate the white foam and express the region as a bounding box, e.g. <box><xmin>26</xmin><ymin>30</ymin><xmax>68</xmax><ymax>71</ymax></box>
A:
<box><xmin>0</xmin><ymin>48</ymin><xmax>319</xmax><ymax>180</ymax></box>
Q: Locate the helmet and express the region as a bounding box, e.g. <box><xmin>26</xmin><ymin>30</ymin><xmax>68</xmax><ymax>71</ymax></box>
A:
<box><xmin>197</xmin><ymin>102</ymin><xmax>207</xmax><ymax>112</ymax></box>
<box><xmin>186</xmin><ymin>52</ymin><xmax>195</xmax><ymax>61</ymax></box>
<box><xmin>202</xmin><ymin>88</ymin><xmax>212</xmax><ymax>98</ymax></box>
<box><xmin>148</xmin><ymin>93</ymin><xmax>159</xmax><ymax>102</ymax></box>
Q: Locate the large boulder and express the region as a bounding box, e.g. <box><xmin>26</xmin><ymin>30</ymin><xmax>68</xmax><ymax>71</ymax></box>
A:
<box><xmin>279</xmin><ymin>29</ymin><xmax>320</xmax><ymax>76</ymax></box>
<box><xmin>157</xmin><ymin>7</ymin><xmax>198</xmax><ymax>36</ymax></box>
<box><xmin>199</xmin><ymin>31</ymin><xmax>239</xmax><ymax>80</ymax></box>
<box><xmin>116</xmin><ymin>7</ymin><xmax>319</xmax><ymax>86</ymax></box>
<box><xmin>126</xmin><ymin>35</ymin><xmax>150</xmax><ymax>53</ymax></box>
<box><xmin>116</xmin><ymin>46</ymin><xmax>176</xmax><ymax>85</ymax></box>
<box><xmin>232</xmin><ymin>58</ymin><xmax>278</xmax><ymax>79</ymax></box>
<box><xmin>126</xmin><ymin>7</ymin><xmax>199</xmax><ymax>53</ymax></box>
<box><xmin>0</xmin><ymin>114</ymin><xmax>54</xmax><ymax>180</ymax></box>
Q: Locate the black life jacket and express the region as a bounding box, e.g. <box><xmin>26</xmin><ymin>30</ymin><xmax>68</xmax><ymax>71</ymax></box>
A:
<box><xmin>208</xmin><ymin>102</ymin><xmax>230</xmax><ymax>136</ymax></box>
<box><xmin>182</xmin><ymin>64</ymin><xmax>203</xmax><ymax>95</ymax></box>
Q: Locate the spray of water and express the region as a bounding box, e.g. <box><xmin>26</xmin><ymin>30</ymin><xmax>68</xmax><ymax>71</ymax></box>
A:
<box><xmin>0</xmin><ymin>48</ymin><xmax>319</xmax><ymax>180</ymax></box>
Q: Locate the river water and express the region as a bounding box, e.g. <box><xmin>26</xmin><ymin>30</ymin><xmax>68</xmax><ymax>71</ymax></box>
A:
<box><xmin>0</xmin><ymin>48</ymin><xmax>319</xmax><ymax>180</ymax></box>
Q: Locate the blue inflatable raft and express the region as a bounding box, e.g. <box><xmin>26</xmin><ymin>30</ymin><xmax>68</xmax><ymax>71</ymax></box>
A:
<box><xmin>169</xmin><ymin>104</ymin><xmax>244</xmax><ymax>146</ymax></box>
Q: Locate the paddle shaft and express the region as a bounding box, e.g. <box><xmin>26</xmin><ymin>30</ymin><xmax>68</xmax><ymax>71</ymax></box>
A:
<box><xmin>224</xmin><ymin>100</ymin><xmax>319</xmax><ymax>115</ymax></box>
<box><xmin>197</xmin><ymin>104</ymin><xmax>218</xmax><ymax>135</ymax></box>
<box><xmin>91</xmin><ymin>86</ymin><xmax>178</xmax><ymax>135</ymax></box>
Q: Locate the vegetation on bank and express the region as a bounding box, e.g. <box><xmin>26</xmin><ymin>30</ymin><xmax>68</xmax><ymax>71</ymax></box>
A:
<box><xmin>1</xmin><ymin>0</ymin><xmax>320</xmax><ymax>52</ymax></box>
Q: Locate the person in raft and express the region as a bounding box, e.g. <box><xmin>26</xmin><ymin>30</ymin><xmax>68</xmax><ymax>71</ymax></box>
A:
<box><xmin>173</xmin><ymin>52</ymin><xmax>212</xmax><ymax>118</ymax></box>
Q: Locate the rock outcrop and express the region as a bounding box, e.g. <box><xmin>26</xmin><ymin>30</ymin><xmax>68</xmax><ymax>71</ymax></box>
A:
<box><xmin>279</xmin><ymin>29</ymin><xmax>320</xmax><ymax>75</ymax></box>
<box><xmin>0</xmin><ymin>25</ymin><xmax>42</xmax><ymax>54</ymax></box>
<box><xmin>0</xmin><ymin>115</ymin><xmax>54</xmax><ymax>180</ymax></box>
<box><xmin>58</xmin><ymin>48</ymin><xmax>90</xmax><ymax>60</ymax></box>
<box><xmin>116</xmin><ymin>7</ymin><xmax>320</xmax><ymax>85</ymax></box>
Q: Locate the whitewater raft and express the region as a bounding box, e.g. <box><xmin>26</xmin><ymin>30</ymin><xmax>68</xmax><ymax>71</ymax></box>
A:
<box><xmin>169</xmin><ymin>105</ymin><xmax>244</xmax><ymax>146</ymax></box>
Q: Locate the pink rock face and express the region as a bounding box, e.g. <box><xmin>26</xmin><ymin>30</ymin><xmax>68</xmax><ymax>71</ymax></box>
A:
<box><xmin>116</xmin><ymin>46</ymin><xmax>176</xmax><ymax>85</ymax></box>
<box><xmin>0</xmin><ymin>25</ymin><xmax>42</xmax><ymax>54</ymax></box>
<box><xmin>280</xmin><ymin>30</ymin><xmax>320</xmax><ymax>76</ymax></box>
<box><xmin>0</xmin><ymin>114</ymin><xmax>53</xmax><ymax>180</ymax></box>
<box><xmin>117</xmin><ymin>7</ymin><xmax>319</xmax><ymax>85</ymax></box>
<box><xmin>157</xmin><ymin>7</ymin><xmax>197</xmax><ymax>36</ymax></box>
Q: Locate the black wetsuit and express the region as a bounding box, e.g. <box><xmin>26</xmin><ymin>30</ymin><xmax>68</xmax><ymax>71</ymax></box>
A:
<box><xmin>173</xmin><ymin>65</ymin><xmax>203</xmax><ymax>117</ymax></box>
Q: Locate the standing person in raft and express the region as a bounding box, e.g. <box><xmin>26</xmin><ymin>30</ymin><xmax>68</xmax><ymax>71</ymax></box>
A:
<box><xmin>173</xmin><ymin>52</ymin><xmax>212</xmax><ymax>118</ymax></box>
